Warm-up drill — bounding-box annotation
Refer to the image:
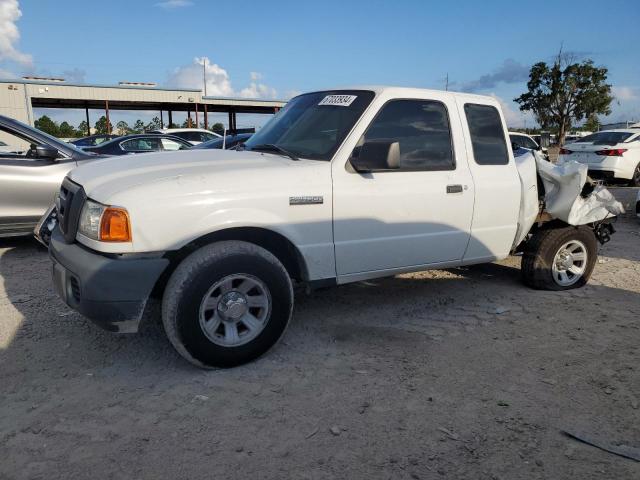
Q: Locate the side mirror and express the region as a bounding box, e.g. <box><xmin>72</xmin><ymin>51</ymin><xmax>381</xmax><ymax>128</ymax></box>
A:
<box><xmin>349</xmin><ymin>140</ymin><xmax>400</xmax><ymax>173</ymax></box>
<box><xmin>33</xmin><ymin>144</ymin><xmax>59</xmax><ymax>159</ymax></box>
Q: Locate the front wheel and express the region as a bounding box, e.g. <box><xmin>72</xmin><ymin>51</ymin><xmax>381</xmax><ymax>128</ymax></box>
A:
<box><xmin>521</xmin><ymin>226</ymin><xmax>597</xmax><ymax>290</ymax></box>
<box><xmin>162</xmin><ymin>241</ymin><xmax>294</xmax><ymax>368</ymax></box>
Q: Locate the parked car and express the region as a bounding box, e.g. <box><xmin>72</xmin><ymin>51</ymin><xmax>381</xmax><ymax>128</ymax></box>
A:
<box><xmin>70</xmin><ymin>134</ymin><xmax>119</xmax><ymax>148</ymax></box>
<box><xmin>149</xmin><ymin>128</ymin><xmax>221</xmax><ymax>145</ymax></box>
<box><xmin>557</xmin><ymin>129</ymin><xmax>640</xmax><ymax>186</ymax></box>
<box><xmin>509</xmin><ymin>132</ymin><xmax>543</xmax><ymax>152</ymax></box>
<box><xmin>192</xmin><ymin>133</ymin><xmax>252</xmax><ymax>150</ymax></box>
<box><xmin>0</xmin><ymin>114</ymin><xmax>102</xmax><ymax>238</ymax></box>
<box><xmin>83</xmin><ymin>134</ymin><xmax>192</xmax><ymax>155</ymax></box>
<box><xmin>47</xmin><ymin>87</ymin><xmax>620</xmax><ymax>368</ymax></box>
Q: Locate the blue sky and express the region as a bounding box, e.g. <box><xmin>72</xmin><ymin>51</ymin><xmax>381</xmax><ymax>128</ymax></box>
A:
<box><xmin>1</xmin><ymin>0</ymin><xmax>639</xmax><ymax>128</ymax></box>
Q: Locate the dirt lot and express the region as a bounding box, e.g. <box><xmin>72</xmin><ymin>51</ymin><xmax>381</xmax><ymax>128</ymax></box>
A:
<box><xmin>1</xmin><ymin>188</ymin><xmax>639</xmax><ymax>480</ymax></box>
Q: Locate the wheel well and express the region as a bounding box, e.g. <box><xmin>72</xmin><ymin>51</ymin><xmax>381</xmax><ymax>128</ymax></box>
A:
<box><xmin>151</xmin><ymin>227</ymin><xmax>308</xmax><ymax>298</ymax></box>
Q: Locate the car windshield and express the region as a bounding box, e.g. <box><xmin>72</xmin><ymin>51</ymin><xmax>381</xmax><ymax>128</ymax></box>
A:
<box><xmin>242</xmin><ymin>90</ymin><xmax>375</xmax><ymax>161</ymax></box>
<box><xmin>575</xmin><ymin>131</ymin><xmax>634</xmax><ymax>145</ymax></box>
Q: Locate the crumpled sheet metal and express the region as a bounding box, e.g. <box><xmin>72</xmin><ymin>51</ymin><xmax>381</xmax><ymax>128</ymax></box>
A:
<box><xmin>534</xmin><ymin>154</ymin><xmax>625</xmax><ymax>225</ymax></box>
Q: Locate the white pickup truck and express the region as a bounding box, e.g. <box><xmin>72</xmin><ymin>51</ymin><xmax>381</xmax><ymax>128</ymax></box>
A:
<box><xmin>48</xmin><ymin>87</ymin><xmax>621</xmax><ymax>368</ymax></box>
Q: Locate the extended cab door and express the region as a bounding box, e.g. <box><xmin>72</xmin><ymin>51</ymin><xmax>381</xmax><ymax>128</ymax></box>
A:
<box><xmin>331</xmin><ymin>92</ymin><xmax>474</xmax><ymax>280</ymax></box>
<box><xmin>456</xmin><ymin>100</ymin><xmax>521</xmax><ymax>263</ymax></box>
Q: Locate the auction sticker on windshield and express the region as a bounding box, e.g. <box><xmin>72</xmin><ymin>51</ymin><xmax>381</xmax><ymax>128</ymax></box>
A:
<box><xmin>318</xmin><ymin>95</ymin><xmax>357</xmax><ymax>107</ymax></box>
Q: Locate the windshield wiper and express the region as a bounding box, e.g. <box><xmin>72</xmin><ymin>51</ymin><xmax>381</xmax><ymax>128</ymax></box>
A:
<box><xmin>249</xmin><ymin>143</ymin><xmax>299</xmax><ymax>161</ymax></box>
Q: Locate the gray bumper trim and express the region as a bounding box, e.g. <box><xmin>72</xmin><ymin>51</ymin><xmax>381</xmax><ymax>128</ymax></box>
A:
<box><xmin>49</xmin><ymin>228</ymin><xmax>169</xmax><ymax>332</ymax></box>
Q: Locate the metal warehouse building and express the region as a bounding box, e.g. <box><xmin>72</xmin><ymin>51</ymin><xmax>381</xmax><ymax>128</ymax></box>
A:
<box><xmin>0</xmin><ymin>77</ymin><xmax>286</xmax><ymax>134</ymax></box>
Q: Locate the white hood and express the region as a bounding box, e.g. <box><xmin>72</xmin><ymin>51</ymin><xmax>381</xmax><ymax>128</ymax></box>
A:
<box><xmin>68</xmin><ymin>149</ymin><xmax>315</xmax><ymax>202</ymax></box>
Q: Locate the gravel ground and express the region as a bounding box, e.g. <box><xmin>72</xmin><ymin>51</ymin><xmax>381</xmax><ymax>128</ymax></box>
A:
<box><xmin>1</xmin><ymin>188</ymin><xmax>639</xmax><ymax>480</ymax></box>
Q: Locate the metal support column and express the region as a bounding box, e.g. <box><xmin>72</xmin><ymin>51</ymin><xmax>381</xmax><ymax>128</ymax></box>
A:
<box><xmin>204</xmin><ymin>104</ymin><xmax>208</xmax><ymax>129</ymax></box>
<box><xmin>168</xmin><ymin>110</ymin><xmax>173</xmax><ymax>128</ymax></box>
<box><xmin>187</xmin><ymin>109</ymin><xmax>192</xmax><ymax>128</ymax></box>
<box><xmin>105</xmin><ymin>100</ymin><xmax>111</xmax><ymax>134</ymax></box>
<box><xmin>195</xmin><ymin>103</ymin><xmax>199</xmax><ymax>128</ymax></box>
<box><xmin>228</xmin><ymin>110</ymin><xmax>236</xmax><ymax>134</ymax></box>
<box><xmin>85</xmin><ymin>105</ymin><xmax>91</xmax><ymax>136</ymax></box>
<box><xmin>160</xmin><ymin>110</ymin><xmax>164</xmax><ymax>128</ymax></box>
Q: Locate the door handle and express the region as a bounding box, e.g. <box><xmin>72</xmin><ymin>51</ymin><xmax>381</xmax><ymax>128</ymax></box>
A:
<box><xmin>446</xmin><ymin>184</ymin><xmax>463</xmax><ymax>194</ymax></box>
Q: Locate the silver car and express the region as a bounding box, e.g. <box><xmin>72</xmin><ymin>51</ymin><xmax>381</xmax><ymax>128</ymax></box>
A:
<box><xmin>0</xmin><ymin>115</ymin><xmax>99</xmax><ymax>238</ymax></box>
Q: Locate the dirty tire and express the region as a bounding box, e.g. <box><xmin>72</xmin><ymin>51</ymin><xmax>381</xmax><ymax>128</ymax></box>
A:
<box><xmin>521</xmin><ymin>226</ymin><xmax>597</xmax><ymax>291</ymax></box>
<box><xmin>629</xmin><ymin>163</ymin><xmax>640</xmax><ymax>187</ymax></box>
<box><xmin>162</xmin><ymin>241</ymin><xmax>293</xmax><ymax>368</ymax></box>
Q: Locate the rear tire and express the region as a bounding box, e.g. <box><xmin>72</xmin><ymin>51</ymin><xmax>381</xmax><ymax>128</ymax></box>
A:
<box><xmin>629</xmin><ymin>163</ymin><xmax>640</xmax><ymax>187</ymax></box>
<box><xmin>162</xmin><ymin>241</ymin><xmax>293</xmax><ymax>368</ymax></box>
<box><xmin>521</xmin><ymin>226</ymin><xmax>597</xmax><ymax>290</ymax></box>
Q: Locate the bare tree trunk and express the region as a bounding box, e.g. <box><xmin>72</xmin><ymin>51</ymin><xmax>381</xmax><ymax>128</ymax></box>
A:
<box><xmin>558</xmin><ymin>117</ymin><xmax>567</xmax><ymax>146</ymax></box>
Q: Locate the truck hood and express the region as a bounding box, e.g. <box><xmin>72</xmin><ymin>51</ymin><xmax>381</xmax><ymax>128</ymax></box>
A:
<box><xmin>68</xmin><ymin>149</ymin><xmax>311</xmax><ymax>200</ymax></box>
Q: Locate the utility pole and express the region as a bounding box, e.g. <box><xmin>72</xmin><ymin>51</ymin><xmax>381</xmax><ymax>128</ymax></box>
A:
<box><xmin>202</xmin><ymin>58</ymin><xmax>207</xmax><ymax>96</ymax></box>
<box><xmin>445</xmin><ymin>73</ymin><xmax>449</xmax><ymax>91</ymax></box>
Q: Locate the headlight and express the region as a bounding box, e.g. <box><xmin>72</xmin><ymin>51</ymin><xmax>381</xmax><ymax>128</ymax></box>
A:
<box><xmin>78</xmin><ymin>200</ymin><xmax>132</xmax><ymax>242</ymax></box>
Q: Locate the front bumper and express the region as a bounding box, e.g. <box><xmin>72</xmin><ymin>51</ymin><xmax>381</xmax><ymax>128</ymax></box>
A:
<box><xmin>49</xmin><ymin>228</ymin><xmax>169</xmax><ymax>333</ymax></box>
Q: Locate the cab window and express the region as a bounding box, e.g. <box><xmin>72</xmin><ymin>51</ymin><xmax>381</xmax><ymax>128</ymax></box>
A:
<box><xmin>360</xmin><ymin>99</ymin><xmax>455</xmax><ymax>171</ymax></box>
<box><xmin>464</xmin><ymin>104</ymin><xmax>509</xmax><ymax>165</ymax></box>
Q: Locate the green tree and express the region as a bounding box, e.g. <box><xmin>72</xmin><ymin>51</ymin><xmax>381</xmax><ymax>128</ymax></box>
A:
<box><xmin>210</xmin><ymin>122</ymin><xmax>224</xmax><ymax>135</ymax></box>
<box><xmin>515</xmin><ymin>53</ymin><xmax>612</xmax><ymax>145</ymax></box>
<box><xmin>583</xmin><ymin>113</ymin><xmax>600</xmax><ymax>132</ymax></box>
<box><xmin>94</xmin><ymin>116</ymin><xmax>113</xmax><ymax>135</ymax></box>
<box><xmin>181</xmin><ymin>118</ymin><xmax>193</xmax><ymax>128</ymax></box>
<box><xmin>145</xmin><ymin>116</ymin><xmax>162</xmax><ymax>131</ymax></box>
<box><xmin>58</xmin><ymin>121</ymin><xmax>76</xmax><ymax>138</ymax></box>
<box><xmin>116</xmin><ymin>120</ymin><xmax>131</xmax><ymax>136</ymax></box>
<box><xmin>77</xmin><ymin>120</ymin><xmax>89</xmax><ymax>136</ymax></box>
<box><xmin>132</xmin><ymin>120</ymin><xmax>145</xmax><ymax>133</ymax></box>
<box><xmin>34</xmin><ymin>115</ymin><xmax>60</xmax><ymax>137</ymax></box>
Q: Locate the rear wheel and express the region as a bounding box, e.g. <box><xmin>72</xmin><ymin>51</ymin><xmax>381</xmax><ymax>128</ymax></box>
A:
<box><xmin>521</xmin><ymin>226</ymin><xmax>597</xmax><ymax>290</ymax></box>
<box><xmin>629</xmin><ymin>163</ymin><xmax>640</xmax><ymax>187</ymax></box>
<box><xmin>162</xmin><ymin>241</ymin><xmax>294</xmax><ymax>368</ymax></box>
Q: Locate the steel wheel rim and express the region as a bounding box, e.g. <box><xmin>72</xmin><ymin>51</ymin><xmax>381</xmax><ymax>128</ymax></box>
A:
<box><xmin>551</xmin><ymin>240</ymin><xmax>588</xmax><ymax>287</ymax></box>
<box><xmin>198</xmin><ymin>274</ymin><xmax>272</xmax><ymax>347</ymax></box>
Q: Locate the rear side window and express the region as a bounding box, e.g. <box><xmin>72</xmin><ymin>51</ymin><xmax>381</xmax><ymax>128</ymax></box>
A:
<box><xmin>464</xmin><ymin>104</ymin><xmax>509</xmax><ymax>165</ymax></box>
<box><xmin>575</xmin><ymin>131</ymin><xmax>634</xmax><ymax>145</ymax></box>
<box><xmin>121</xmin><ymin>138</ymin><xmax>160</xmax><ymax>151</ymax></box>
<box><xmin>361</xmin><ymin>99</ymin><xmax>455</xmax><ymax>171</ymax></box>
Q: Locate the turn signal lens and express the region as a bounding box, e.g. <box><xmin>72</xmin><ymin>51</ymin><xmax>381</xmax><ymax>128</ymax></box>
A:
<box><xmin>99</xmin><ymin>207</ymin><xmax>132</xmax><ymax>242</ymax></box>
<box><xmin>595</xmin><ymin>149</ymin><xmax>627</xmax><ymax>156</ymax></box>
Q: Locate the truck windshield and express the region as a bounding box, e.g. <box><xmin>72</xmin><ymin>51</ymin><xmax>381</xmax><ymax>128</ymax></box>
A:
<box><xmin>242</xmin><ymin>90</ymin><xmax>375</xmax><ymax>161</ymax></box>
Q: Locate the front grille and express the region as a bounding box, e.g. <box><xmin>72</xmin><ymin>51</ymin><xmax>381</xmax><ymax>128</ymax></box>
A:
<box><xmin>69</xmin><ymin>276</ymin><xmax>81</xmax><ymax>303</ymax></box>
<box><xmin>57</xmin><ymin>177</ymin><xmax>87</xmax><ymax>243</ymax></box>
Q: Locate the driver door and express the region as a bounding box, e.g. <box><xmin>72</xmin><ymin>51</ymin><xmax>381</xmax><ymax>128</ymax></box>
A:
<box><xmin>331</xmin><ymin>95</ymin><xmax>474</xmax><ymax>280</ymax></box>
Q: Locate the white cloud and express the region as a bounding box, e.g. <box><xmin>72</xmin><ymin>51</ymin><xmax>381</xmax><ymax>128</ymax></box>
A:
<box><xmin>167</xmin><ymin>57</ymin><xmax>234</xmax><ymax>96</ymax></box>
<box><xmin>155</xmin><ymin>0</ymin><xmax>193</xmax><ymax>9</ymax></box>
<box><xmin>238</xmin><ymin>76</ymin><xmax>277</xmax><ymax>99</ymax></box>
<box><xmin>612</xmin><ymin>86</ymin><xmax>638</xmax><ymax>102</ymax></box>
<box><xmin>166</xmin><ymin>57</ymin><xmax>279</xmax><ymax>99</ymax></box>
<box><xmin>0</xmin><ymin>0</ymin><xmax>32</xmax><ymax>67</ymax></box>
<box><xmin>488</xmin><ymin>93</ymin><xmax>535</xmax><ymax>128</ymax></box>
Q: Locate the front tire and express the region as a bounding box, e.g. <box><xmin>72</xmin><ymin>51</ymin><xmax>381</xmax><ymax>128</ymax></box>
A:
<box><xmin>521</xmin><ymin>226</ymin><xmax>597</xmax><ymax>290</ymax></box>
<box><xmin>162</xmin><ymin>241</ymin><xmax>293</xmax><ymax>368</ymax></box>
